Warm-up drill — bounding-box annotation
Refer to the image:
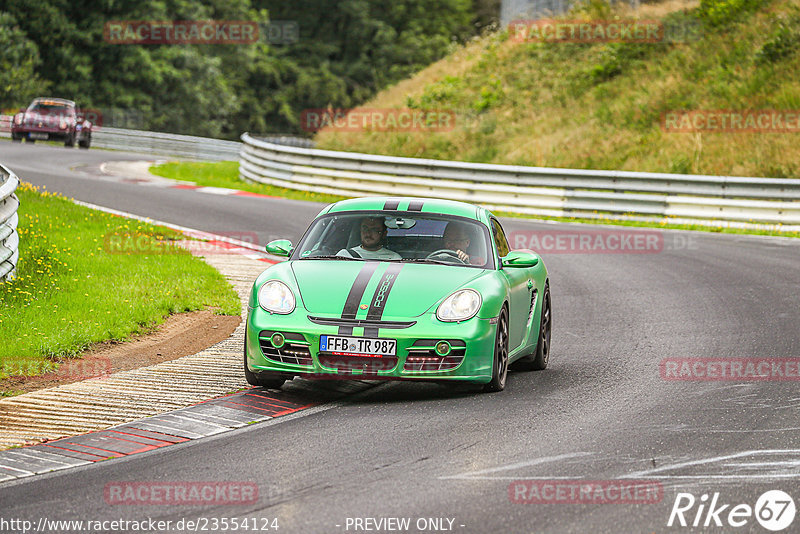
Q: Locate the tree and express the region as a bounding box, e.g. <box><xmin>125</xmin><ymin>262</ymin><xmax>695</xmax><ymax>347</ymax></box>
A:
<box><xmin>0</xmin><ymin>12</ymin><xmax>49</xmax><ymax>108</ymax></box>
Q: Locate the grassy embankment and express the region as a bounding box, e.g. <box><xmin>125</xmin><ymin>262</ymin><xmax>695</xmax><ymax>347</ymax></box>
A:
<box><xmin>317</xmin><ymin>0</ymin><xmax>800</xmax><ymax>177</ymax></box>
<box><xmin>0</xmin><ymin>183</ymin><xmax>240</xmax><ymax>392</ymax></box>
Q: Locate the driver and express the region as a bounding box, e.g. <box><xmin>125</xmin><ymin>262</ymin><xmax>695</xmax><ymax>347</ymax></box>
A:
<box><xmin>337</xmin><ymin>217</ymin><xmax>401</xmax><ymax>260</ymax></box>
<box><xmin>442</xmin><ymin>222</ymin><xmax>471</xmax><ymax>263</ymax></box>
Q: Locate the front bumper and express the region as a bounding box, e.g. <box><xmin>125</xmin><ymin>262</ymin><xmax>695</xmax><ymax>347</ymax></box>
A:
<box><xmin>12</xmin><ymin>127</ymin><xmax>70</xmax><ymax>141</ymax></box>
<box><xmin>245</xmin><ymin>306</ymin><xmax>496</xmax><ymax>384</ymax></box>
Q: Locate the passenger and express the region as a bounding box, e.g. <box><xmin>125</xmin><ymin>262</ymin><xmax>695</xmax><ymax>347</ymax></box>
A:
<box><xmin>337</xmin><ymin>217</ymin><xmax>401</xmax><ymax>260</ymax></box>
<box><xmin>442</xmin><ymin>221</ymin><xmax>471</xmax><ymax>263</ymax></box>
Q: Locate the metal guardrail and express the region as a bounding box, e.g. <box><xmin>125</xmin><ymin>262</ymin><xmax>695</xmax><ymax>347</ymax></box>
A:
<box><xmin>0</xmin><ymin>115</ymin><xmax>11</xmax><ymax>136</ymax></box>
<box><xmin>240</xmin><ymin>132</ymin><xmax>800</xmax><ymax>227</ymax></box>
<box><xmin>0</xmin><ymin>164</ymin><xmax>20</xmax><ymax>281</ymax></box>
<box><xmin>2</xmin><ymin>118</ymin><xmax>313</xmax><ymax>159</ymax></box>
<box><xmin>0</xmin><ymin>117</ymin><xmax>240</xmax><ymax>160</ymax></box>
<box><xmin>93</xmin><ymin>127</ymin><xmax>241</xmax><ymax>161</ymax></box>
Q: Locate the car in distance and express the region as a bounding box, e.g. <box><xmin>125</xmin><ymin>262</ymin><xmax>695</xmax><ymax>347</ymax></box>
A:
<box><xmin>11</xmin><ymin>98</ymin><xmax>92</xmax><ymax>148</ymax></box>
<box><xmin>245</xmin><ymin>197</ymin><xmax>552</xmax><ymax>392</ymax></box>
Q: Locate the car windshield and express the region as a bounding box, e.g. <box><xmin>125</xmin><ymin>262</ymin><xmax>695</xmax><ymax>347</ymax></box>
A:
<box><xmin>27</xmin><ymin>102</ymin><xmax>74</xmax><ymax>117</ymax></box>
<box><xmin>293</xmin><ymin>212</ymin><xmax>494</xmax><ymax>268</ymax></box>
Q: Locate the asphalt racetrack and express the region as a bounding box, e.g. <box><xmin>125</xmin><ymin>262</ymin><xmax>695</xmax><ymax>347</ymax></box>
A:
<box><xmin>1</xmin><ymin>142</ymin><xmax>799</xmax><ymax>533</ymax></box>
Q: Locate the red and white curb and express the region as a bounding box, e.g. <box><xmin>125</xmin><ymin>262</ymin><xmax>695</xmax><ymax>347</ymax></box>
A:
<box><xmin>97</xmin><ymin>160</ymin><xmax>280</xmax><ymax>201</ymax></box>
<box><xmin>73</xmin><ymin>199</ymin><xmax>283</xmax><ymax>264</ymax></box>
<box><xmin>0</xmin><ymin>381</ymin><xmax>376</xmax><ymax>483</ymax></box>
<box><xmin>168</xmin><ymin>183</ymin><xmax>279</xmax><ymax>200</ymax></box>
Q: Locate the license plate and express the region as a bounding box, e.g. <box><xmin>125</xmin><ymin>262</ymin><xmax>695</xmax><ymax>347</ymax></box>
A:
<box><xmin>320</xmin><ymin>335</ymin><xmax>396</xmax><ymax>357</ymax></box>
<box><xmin>29</xmin><ymin>132</ymin><xmax>49</xmax><ymax>140</ymax></box>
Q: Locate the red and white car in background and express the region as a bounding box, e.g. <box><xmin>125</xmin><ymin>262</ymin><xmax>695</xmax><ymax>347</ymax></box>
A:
<box><xmin>11</xmin><ymin>98</ymin><xmax>92</xmax><ymax>149</ymax></box>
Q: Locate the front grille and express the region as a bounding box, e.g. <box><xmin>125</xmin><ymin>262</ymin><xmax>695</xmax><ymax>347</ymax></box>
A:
<box><xmin>403</xmin><ymin>339</ymin><xmax>467</xmax><ymax>372</ymax></box>
<box><xmin>318</xmin><ymin>354</ymin><xmax>398</xmax><ymax>373</ymax></box>
<box><xmin>258</xmin><ymin>331</ymin><xmax>313</xmax><ymax>366</ymax></box>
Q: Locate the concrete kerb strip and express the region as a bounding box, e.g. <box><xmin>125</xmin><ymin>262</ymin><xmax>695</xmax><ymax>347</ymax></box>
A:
<box><xmin>0</xmin><ymin>189</ymin><xmax>378</xmax><ymax>483</ymax></box>
<box><xmin>0</xmin><ymin>236</ymin><xmax>271</xmax><ymax>451</ymax></box>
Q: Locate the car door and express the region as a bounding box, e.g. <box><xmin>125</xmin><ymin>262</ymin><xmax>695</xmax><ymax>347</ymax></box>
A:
<box><xmin>491</xmin><ymin>218</ymin><xmax>531</xmax><ymax>351</ymax></box>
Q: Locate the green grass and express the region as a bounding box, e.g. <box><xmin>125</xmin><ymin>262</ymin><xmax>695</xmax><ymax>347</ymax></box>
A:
<box><xmin>0</xmin><ymin>182</ymin><xmax>241</xmax><ymax>382</ymax></box>
<box><xmin>149</xmin><ymin>161</ymin><xmax>347</xmax><ymax>205</ymax></box>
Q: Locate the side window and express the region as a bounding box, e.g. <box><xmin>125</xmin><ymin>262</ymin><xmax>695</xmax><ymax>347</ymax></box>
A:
<box><xmin>491</xmin><ymin>219</ymin><xmax>510</xmax><ymax>258</ymax></box>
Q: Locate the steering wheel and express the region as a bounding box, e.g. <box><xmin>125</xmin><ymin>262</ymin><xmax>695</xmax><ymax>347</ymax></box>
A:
<box><xmin>425</xmin><ymin>249</ymin><xmax>466</xmax><ymax>264</ymax></box>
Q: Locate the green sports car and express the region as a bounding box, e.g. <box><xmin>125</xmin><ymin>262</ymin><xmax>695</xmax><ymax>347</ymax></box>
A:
<box><xmin>245</xmin><ymin>197</ymin><xmax>551</xmax><ymax>392</ymax></box>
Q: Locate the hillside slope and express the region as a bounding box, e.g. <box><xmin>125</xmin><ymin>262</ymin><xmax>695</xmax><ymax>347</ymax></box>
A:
<box><xmin>315</xmin><ymin>0</ymin><xmax>800</xmax><ymax>178</ymax></box>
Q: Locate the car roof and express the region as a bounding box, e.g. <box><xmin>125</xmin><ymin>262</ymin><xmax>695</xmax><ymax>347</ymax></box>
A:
<box><xmin>324</xmin><ymin>197</ymin><xmax>487</xmax><ymax>221</ymax></box>
<box><xmin>31</xmin><ymin>98</ymin><xmax>75</xmax><ymax>106</ymax></box>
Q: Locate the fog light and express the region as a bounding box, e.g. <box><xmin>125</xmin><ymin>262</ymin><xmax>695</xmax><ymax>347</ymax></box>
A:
<box><xmin>271</xmin><ymin>332</ymin><xmax>285</xmax><ymax>349</ymax></box>
<box><xmin>435</xmin><ymin>341</ymin><xmax>451</xmax><ymax>357</ymax></box>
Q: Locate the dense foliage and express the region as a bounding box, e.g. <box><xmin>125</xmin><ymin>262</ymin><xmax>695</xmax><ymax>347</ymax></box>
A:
<box><xmin>0</xmin><ymin>0</ymin><xmax>495</xmax><ymax>138</ymax></box>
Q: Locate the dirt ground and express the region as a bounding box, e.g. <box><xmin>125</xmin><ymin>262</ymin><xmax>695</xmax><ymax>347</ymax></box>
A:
<box><xmin>0</xmin><ymin>310</ymin><xmax>241</xmax><ymax>396</ymax></box>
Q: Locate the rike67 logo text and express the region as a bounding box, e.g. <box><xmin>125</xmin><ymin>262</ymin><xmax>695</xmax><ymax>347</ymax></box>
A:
<box><xmin>668</xmin><ymin>490</ymin><xmax>795</xmax><ymax>531</ymax></box>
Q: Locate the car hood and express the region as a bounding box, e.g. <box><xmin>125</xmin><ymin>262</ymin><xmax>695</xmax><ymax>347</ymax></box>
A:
<box><xmin>291</xmin><ymin>260</ymin><xmax>486</xmax><ymax>317</ymax></box>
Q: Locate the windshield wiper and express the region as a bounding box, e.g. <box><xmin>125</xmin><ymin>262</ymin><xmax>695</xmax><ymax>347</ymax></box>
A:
<box><xmin>402</xmin><ymin>258</ymin><xmax>458</xmax><ymax>265</ymax></box>
<box><xmin>297</xmin><ymin>254</ymin><xmax>361</xmax><ymax>261</ymax></box>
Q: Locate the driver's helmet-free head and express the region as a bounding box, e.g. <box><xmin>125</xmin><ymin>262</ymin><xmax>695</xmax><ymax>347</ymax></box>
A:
<box><xmin>443</xmin><ymin>221</ymin><xmax>472</xmax><ymax>251</ymax></box>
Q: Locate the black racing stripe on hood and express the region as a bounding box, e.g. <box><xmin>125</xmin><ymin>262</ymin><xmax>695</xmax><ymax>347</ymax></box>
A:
<box><xmin>363</xmin><ymin>263</ymin><xmax>404</xmax><ymax>336</ymax></box>
<box><xmin>383</xmin><ymin>199</ymin><xmax>401</xmax><ymax>210</ymax></box>
<box><xmin>338</xmin><ymin>261</ymin><xmax>380</xmax><ymax>335</ymax></box>
<box><xmin>407</xmin><ymin>200</ymin><xmax>424</xmax><ymax>211</ymax></box>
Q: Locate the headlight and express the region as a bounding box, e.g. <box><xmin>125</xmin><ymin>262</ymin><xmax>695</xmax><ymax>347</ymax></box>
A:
<box><xmin>258</xmin><ymin>280</ymin><xmax>295</xmax><ymax>314</ymax></box>
<box><xmin>59</xmin><ymin>118</ymin><xmax>68</xmax><ymax>130</ymax></box>
<box><xmin>436</xmin><ymin>289</ymin><xmax>481</xmax><ymax>322</ymax></box>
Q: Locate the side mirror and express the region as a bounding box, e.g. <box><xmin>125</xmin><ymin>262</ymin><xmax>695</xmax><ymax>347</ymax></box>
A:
<box><xmin>266</xmin><ymin>239</ymin><xmax>293</xmax><ymax>257</ymax></box>
<box><xmin>502</xmin><ymin>250</ymin><xmax>540</xmax><ymax>268</ymax></box>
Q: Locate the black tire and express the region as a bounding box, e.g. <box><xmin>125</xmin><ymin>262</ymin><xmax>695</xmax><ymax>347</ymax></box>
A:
<box><xmin>483</xmin><ymin>306</ymin><xmax>509</xmax><ymax>392</ymax></box>
<box><xmin>24</xmin><ymin>137</ymin><xmax>35</xmax><ymax>143</ymax></box>
<box><xmin>65</xmin><ymin>134</ymin><xmax>75</xmax><ymax>147</ymax></box>
<box><xmin>11</xmin><ymin>134</ymin><xmax>21</xmax><ymax>143</ymax></box>
<box><xmin>243</xmin><ymin>338</ymin><xmax>288</xmax><ymax>389</ymax></box>
<box><xmin>78</xmin><ymin>133</ymin><xmax>91</xmax><ymax>149</ymax></box>
<box><xmin>513</xmin><ymin>282</ymin><xmax>552</xmax><ymax>371</ymax></box>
